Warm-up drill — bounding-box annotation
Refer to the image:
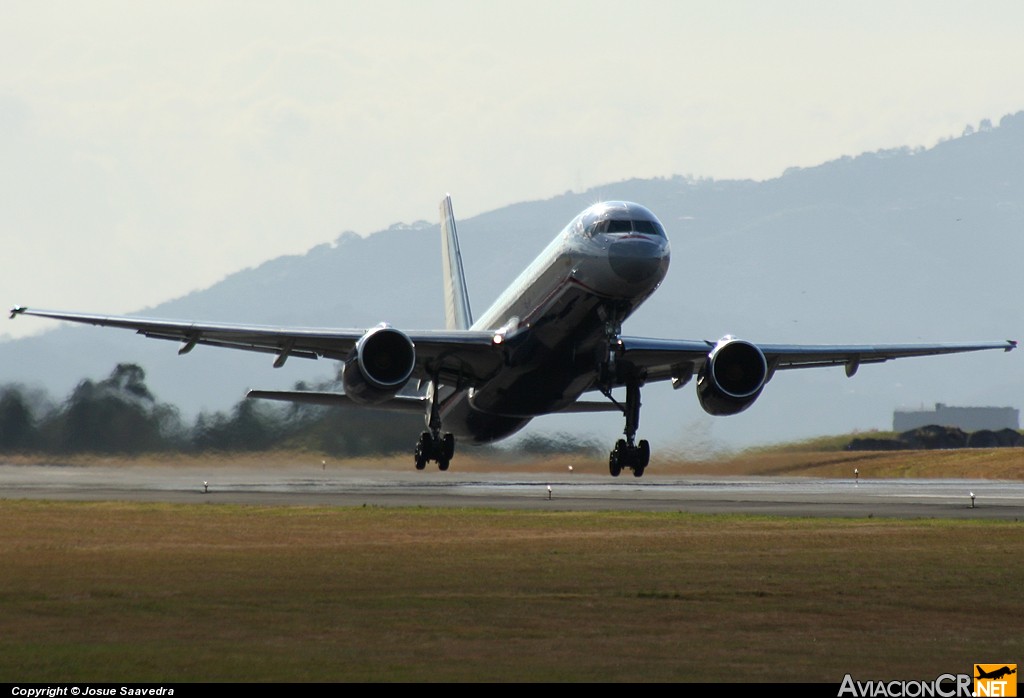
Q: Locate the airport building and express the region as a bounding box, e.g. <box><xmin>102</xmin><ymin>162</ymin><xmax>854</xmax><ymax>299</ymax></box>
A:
<box><xmin>893</xmin><ymin>403</ymin><xmax>1020</xmax><ymax>432</ymax></box>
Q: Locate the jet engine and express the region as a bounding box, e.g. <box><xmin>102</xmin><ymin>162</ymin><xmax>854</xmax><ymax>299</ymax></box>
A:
<box><xmin>696</xmin><ymin>337</ymin><xmax>768</xmax><ymax>416</ymax></box>
<box><xmin>341</xmin><ymin>324</ymin><xmax>416</xmax><ymax>405</ymax></box>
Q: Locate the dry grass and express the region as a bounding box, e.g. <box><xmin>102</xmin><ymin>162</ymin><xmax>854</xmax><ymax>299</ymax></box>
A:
<box><xmin>661</xmin><ymin>447</ymin><xmax>1024</xmax><ymax>480</ymax></box>
<box><xmin>0</xmin><ymin>500</ymin><xmax>1021</xmax><ymax>682</ymax></box>
<box><xmin>7</xmin><ymin>443</ymin><xmax>1024</xmax><ymax>479</ymax></box>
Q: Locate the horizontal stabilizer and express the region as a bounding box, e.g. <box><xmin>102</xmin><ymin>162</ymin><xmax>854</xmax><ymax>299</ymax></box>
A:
<box><xmin>247</xmin><ymin>389</ymin><xmax>427</xmax><ymax>413</ymax></box>
<box><xmin>555</xmin><ymin>401</ymin><xmax>623</xmax><ymax>414</ymax></box>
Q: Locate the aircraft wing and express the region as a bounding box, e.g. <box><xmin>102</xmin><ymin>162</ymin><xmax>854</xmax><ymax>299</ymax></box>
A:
<box><xmin>9</xmin><ymin>307</ymin><xmax>505</xmax><ymax>385</ymax></box>
<box><xmin>618</xmin><ymin>335</ymin><xmax>1017</xmax><ymax>385</ymax></box>
<box><xmin>11</xmin><ymin>306</ymin><xmax>1015</xmax><ymax>391</ymax></box>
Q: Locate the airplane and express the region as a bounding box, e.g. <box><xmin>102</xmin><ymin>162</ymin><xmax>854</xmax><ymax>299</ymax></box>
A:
<box><xmin>10</xmin><ymin>196</ymin><xmax>1017</xmax><ymax>476</ymax></box>
<box><xmin>976</xmin><ymin>666</ymin><xmax>1016</xmax><ymax>680</ymax></box>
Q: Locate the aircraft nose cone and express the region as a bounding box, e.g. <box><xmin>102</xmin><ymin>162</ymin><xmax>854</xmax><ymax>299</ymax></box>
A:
<box><xmin>609</xmin><ymin>239</ymin><xmax>668</xmax><ymax>284</ymax></box>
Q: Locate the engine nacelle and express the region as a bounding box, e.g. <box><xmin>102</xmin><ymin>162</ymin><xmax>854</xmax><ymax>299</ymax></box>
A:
<box><xmin>696</xmin><ymin>337</ymin><xmax>768</xmax><ymax>416</ymax></box>
<box><xmin>342</xmin><ymin>324</ymin><xmax>416</xmax><ymax>405</ymax></box>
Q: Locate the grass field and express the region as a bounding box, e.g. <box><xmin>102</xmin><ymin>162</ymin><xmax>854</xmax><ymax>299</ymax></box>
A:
<box><xmin>9</xmin><ymin>438</ymin><xmax>1024</xmax><ymax>479</ymax></box>
<box><xmin>0</xmin><ymin>498</ymin><xmax>1021</xmax><ymax>682</ymax></box>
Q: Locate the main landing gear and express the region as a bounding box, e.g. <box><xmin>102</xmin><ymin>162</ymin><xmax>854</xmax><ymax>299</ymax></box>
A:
<box><xmin>415</xmin><ymin>430</ymin><xmax>455</xmax><ymax>471</ymax></box>
<box><xmin>607</xmin><ymin>381</ymin><xmax>650</xmax><ymax>478</ymax></box>
<box><xmin>413</xmin><ymin>378</ymin><xmax>456</xmax><ymax>471</ymax></box>
<box><xmin>598</xmin><ymin>307</ymin><xmax>651</xmax><ymax>478</ymax></box>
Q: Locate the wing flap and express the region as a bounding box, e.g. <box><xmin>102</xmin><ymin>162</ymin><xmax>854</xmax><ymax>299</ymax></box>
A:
<box><xmin>618</xmin><ymin>336</ymin><xmax>712</xmax><ymax>384</ymax></box>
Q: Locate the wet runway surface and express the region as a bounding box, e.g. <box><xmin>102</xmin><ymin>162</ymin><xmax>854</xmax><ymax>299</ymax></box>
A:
<box><xmin>3</xmin><ymin>462</ymin><xmax>1024</xmax><ymax>519</ymax></box>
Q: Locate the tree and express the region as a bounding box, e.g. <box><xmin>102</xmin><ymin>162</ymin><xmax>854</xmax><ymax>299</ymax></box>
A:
<box><xmin>190</xmin><ymin>399</ymin><xmax>281</xmax><ymax>452</ymax></box>
<box><xmin>55</xmin><ymin>363</ymin><xmax>175</xmax><ymax>454</ymax></box>
<box><xmin>0</xmin><ymin>387</ymin><xmax>39</xmax><ymax>452</ymax></box>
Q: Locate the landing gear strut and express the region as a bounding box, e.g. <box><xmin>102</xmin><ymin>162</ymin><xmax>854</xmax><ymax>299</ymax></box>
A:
<box><xmin>414</xmin><ymin>378</ymin><xmax>456</xmax><ymax>471</ymax></box>
<box><xmin>597</xmin><ymin>306</ymin><xmax>652</xmax><ymax>478</ymax></box>
<box><xmin>608</xmin><ymin>380</ymin><xmax>650</xmax><ymax>477</ymax></box>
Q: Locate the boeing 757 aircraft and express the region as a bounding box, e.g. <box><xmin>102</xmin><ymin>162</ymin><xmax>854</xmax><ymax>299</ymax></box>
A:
<box><xmin>10</xmin><ymin>197</ymin><xmax>1016</xmax><ymax>476</ymax></box>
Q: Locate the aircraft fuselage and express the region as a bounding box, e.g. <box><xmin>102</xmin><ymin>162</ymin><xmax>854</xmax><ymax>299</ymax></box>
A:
<box><xmin>438</xmin><ymin>201</ymin><xmax>671</xmax><ymax>441</ymax></box>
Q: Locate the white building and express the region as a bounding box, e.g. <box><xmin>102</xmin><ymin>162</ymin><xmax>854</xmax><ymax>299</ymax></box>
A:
<box><xmin>893</xmin><ymin>403</ymin><xmax>1020</xmax><ymax>432</ymax></box>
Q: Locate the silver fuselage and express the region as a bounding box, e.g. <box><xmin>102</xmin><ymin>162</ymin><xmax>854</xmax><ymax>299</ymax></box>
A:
<box><xmin>438</xmin><ymin>201</ymin><xmax>671</xmax><ymax>441</ymax></box>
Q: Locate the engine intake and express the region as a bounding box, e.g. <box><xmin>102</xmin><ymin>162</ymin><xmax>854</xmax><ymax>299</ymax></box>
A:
<box><xmin>697</xmin><ymin>337</ymin><xmax>767</xmax><ymax>416</ymax></box>
<box><xmin>342</xmin><ymin>325</ymin><xmax>416</xmax><ymax>404</ymax></box>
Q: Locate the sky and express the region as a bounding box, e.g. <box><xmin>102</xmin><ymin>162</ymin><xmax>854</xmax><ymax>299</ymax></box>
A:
<box><xmin>3</xmin><ymin>0</ymin><xmax>1024</xmax><ymax>342</ymax></box>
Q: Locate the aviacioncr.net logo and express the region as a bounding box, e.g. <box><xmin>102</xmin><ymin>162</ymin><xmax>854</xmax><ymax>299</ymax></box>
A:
<box><xmin>838</xmin><ymin>673</ymin><xmax>972</xmax><ymax>697</ymax></box>
<box><xmin>974</xmin><ymin>664</ymin><xmax>1017</xmax><ymax>697</ymax></box>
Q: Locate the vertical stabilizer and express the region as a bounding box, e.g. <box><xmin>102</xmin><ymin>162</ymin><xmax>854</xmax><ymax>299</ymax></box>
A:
<box><xmin>440</xmin><ymin>195</ymin><xmax>474</xmax><ymax>330</ymax></box>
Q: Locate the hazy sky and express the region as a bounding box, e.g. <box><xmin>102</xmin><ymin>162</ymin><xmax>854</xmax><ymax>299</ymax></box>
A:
<box><xmin>4</xmin><ymin>0</ymin><xmax>1024</xmax><ymax>341</ymax></box>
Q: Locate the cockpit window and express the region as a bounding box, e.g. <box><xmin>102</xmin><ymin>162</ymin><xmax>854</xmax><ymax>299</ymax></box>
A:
<box><xmin>586</xmin><ymin>217</ymin><xmax>666</xmax><ymax>237</ymax></box>
<box><xmin>632</xmin><ymin>219</ymin><xmax>665</xmax><ymax>236</ymax></box>
<box><xmin>577</xmin><ymin>202</ymin><xmax>667</xmax><ymax>238</ymax></box>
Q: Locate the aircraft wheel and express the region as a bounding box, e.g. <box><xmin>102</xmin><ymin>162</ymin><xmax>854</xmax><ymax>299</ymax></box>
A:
<box><xmin>609</xmin><ymin>441</ymin><xmax>624</xmax><ymax>477</ymax></box>
<box><xmin>414</xmin><ymin>433</ymin><xmax>431</xmax><ymax>470</ymax></box>
<box><xmin>638</xmin><ymin>440</ymin><xmax>650</xmax><ymax>468</ymax></box>
<box><xmin>442</xmin><ymin>433</ymin><xmax>455</xmax><ymax>460</ymax></box>
<box><xmin>438</xmin><ymin>457</ymin><xmax>450</xmax><ymax>472</ymax></box>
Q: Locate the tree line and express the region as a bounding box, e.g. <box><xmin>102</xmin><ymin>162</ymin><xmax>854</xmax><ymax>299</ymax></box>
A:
<box><xmin>0</xmin><ymin>363</ymin><xmax>423</xmax><ymax>456</ymax></box>
<box><xmin>0</xmin><ymin>363</ymin><xmax>601</xmax><ymax>457</ymax></box>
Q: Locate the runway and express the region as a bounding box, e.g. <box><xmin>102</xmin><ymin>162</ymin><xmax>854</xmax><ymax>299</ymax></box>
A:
<box><xmin>3</xmin><ymin>462</ymin><xmax>1024</xmax><ymax>519</ymax></box>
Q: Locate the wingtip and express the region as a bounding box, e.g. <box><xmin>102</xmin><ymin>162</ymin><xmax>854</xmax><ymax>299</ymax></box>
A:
<box><xmin>9</xmin><ymin>305</ymin><xmax>26</xmax><ymax>320</ymax></box>
<box><xmin>1008</xmin><ymin>340</ymin><xmax>1018</xmax><ymax>352</ymax></box>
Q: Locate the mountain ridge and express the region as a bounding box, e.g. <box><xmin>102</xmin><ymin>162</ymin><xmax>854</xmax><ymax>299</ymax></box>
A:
<box><xmin>6</xmin><ymin>113</ymin><xmax>1022</xmax><ymax>450</ymax></box>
